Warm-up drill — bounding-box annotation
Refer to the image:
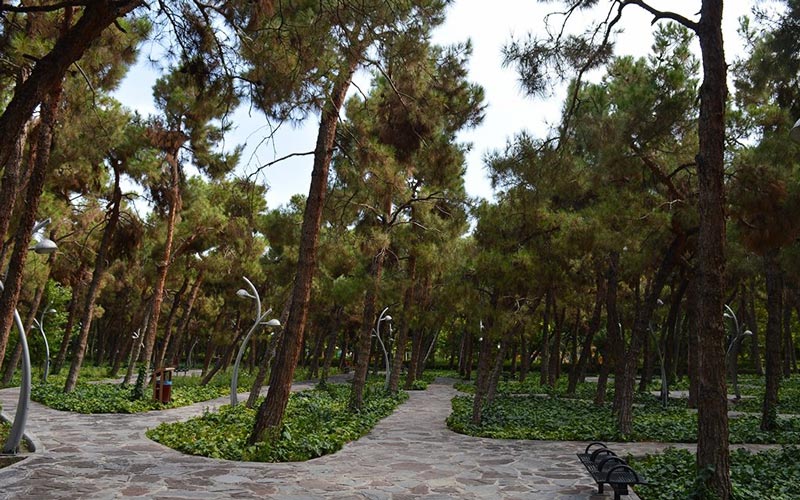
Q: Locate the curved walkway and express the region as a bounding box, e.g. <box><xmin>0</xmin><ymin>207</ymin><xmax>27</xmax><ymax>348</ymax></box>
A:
<box><xmin>0</xmin><ymin>377</ymin><xmax>707</xmax><ymax>499</ymax></box>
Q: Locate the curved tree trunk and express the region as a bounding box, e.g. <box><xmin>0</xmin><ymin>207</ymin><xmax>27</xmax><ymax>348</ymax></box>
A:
<box><xmin>0</xmin><ymin>1</ymin><xmax>142</xmax><ymax>170</ymax></box>
<box><xmin>64</xmin><ymin>164</ymin><xmax>123</xmax><ymax>392</ymax></box>
<box><xmin>350</xmin><ymin>241</ymin><xmax>388</xmax><ymax>410</ymax></box>
<box><xmin>0</xmin><ymin>84</ymin><xmax>61</xmax><ymax>371</ymax></box>
<box><xmin>249</xmin><ymin>47</ymin><xmax>361</xmax><ymax>445</ymax></box>
<box><xmin>139</xmin><ymin>133</ymin><xmax>185</xmax><ymax>379</ymax></box>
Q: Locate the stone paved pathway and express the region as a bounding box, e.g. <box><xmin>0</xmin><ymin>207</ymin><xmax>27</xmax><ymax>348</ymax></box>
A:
<box><xmin>0</xmin><ymin>377</ymin><xmax>708</xmax><ymax>499</ymax></box>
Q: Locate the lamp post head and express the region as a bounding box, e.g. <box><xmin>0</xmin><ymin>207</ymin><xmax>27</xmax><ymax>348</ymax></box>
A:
<box><xmin>264</xmin><ymin>318</ymin><xmax>281</xmax><ymax>327</ymax></box>
<box><xmin>383</xmin><ymin>315</ymin><xmax>392</xmax><ymax>322</ymax></box>
<box><xmin>791</xmin><ymin>118</ymin><xmax>800</xmax><ymax>143</ymax></box>
<box><xmin>236</xmin><ymin>288</ymin><xmax>255</xmax><ymax>299</ymax></box>
<box><xmin>32</xmin><ymin>238</ymin><xmax>57</xmax><ymax>255</ymax></box>
<box><xmin>743</xmin><ymin>330</ymin><xmax>753</xmax><ymax>336</ymax></box>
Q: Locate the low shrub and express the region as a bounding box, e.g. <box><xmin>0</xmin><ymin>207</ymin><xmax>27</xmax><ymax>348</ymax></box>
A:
<box><xmin>147</xmin><ymin>382</ymin><xmax>408</xmax><ymax>462</ymax></box>
<box><xmin>31</xmin><ymin>377</ymin><xmax>227</xmax><ymax>413</ymax></box>
<box><xmin>446</xmin><ymin>394</ymin><xmax>800</xmax><ymax>444</ymax></box>
<box><xmin>630</xmin><ymin>447</ymin><xmax>800</xmax><ymax>500</ymax></box>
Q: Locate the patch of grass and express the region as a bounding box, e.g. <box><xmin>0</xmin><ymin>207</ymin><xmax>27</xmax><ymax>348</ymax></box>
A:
<box><xmin>446</xmin><ymin>394</ymin><xmax>800</xmax><ymax>444</ymax></box>
<box><xmin>147</xmin><ymin>382</ymin><xmax>408</xmax><ymax>462</ymax></box>
<box><xmin>630</xmin><ymin>447</ymin><xmax>800</xmax><ymax>500</ymax></box>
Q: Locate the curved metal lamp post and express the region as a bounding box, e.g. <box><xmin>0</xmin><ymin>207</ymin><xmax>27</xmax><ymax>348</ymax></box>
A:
<box><xmin>230</xmin><ymin>277</ymin><xmax>279</xmax><ymax>406</ymax></box>
<box><xmin>2</xmin><ymin>218</ymin><xmax>57</xmax><ymax>454</ymax></box>
<box><xmin>790</xmin><ymin>118</ymin><xmax>800</xmax><ymax>143</ymax></box>
<box><xmin>372</xmin><ymin>307</ymin><xmax>392</xmax><ymax>390</ymax></box>
<box><xmin>723</xmin><ymin>304</ymin><xmax>752</xmax><ymax>401</ymax></box>
<box><xmin>32</xmin><ymin>308</ymin><xmax>56</xmax><ymax>383</ymax></box>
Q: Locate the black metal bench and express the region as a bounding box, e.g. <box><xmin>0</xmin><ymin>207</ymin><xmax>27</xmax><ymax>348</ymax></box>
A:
<box><xmin>577</xmin><ymin>442</ymin><xmax>647</xmax><ymax>500</ymax></box>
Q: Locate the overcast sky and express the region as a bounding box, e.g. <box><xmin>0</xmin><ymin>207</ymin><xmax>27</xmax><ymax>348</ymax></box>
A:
<box><xmin>114</xmin><ymin>0</ymin><xmax>768</xmax><ymax>209</ymax></box>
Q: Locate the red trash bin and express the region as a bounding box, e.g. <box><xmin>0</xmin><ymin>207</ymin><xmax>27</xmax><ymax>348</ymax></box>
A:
<box><xmin>153</xmin><ymin>367</ymin><xmax>175</xmax><ymax>403</ymax></box>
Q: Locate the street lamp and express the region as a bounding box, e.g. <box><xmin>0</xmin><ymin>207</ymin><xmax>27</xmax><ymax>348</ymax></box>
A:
<box><xmin>32</xmin><ymin>308</ymin><xmax>56</xmax><ymax>383</ymax></box>
<box><xmin>230</xmin><ymin>276</ymin><xmax>279</xmax><ymax>406</ymax></box>
<box><xmin>372</xmin><ymin>307</ymin><xmax>392</xmax><ymax>390</ymax></box>
<box><xmin>2</xmin><ymin>218</ymin><xmax>57</xmax><ymax>454</ymax></box>
<box><xmin>790</xmin><ymin>118</ymin><xmax>800</xmax><ymax>143</ymax></box>
<box><xmin>723</xmin><ymin>304</ymin><xmax>752</xmax><ymax>401</ymax></box>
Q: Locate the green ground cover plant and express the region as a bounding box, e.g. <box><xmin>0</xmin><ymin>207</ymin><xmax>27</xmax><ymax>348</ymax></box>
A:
<box><xmin>446</xmin><ymin>395</ymin><xmax>800</xmax><ymax>444</ymax></box>
<box><xmin>630</xmin><ymin>447</ymin><xmax>800</xmax><ymax>500</ymax></box>
<box><xmin>30</xmin><ymin>374</ymin><xmax>239</xmax><ymax>413</ymax></box>
<box><xmin>453</xmin><ymin>377</ymin><xmax>615</xmax><ymax>401</ymax></box>
<box><xmin>147</xmin><ymin>382</ymin><xmax>408</xmax><ymax>462</ymax></box>
<box><xmin>1</xmin><ymin>364</ymin><xmax>117</xmax><ymax>389</ymax></box>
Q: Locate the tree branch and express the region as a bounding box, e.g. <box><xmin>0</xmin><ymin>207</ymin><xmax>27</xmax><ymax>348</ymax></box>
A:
<box><xmin>622</xmin><ymin>0</ymin><xmax>699</xmax><ymax>31</ymax></box>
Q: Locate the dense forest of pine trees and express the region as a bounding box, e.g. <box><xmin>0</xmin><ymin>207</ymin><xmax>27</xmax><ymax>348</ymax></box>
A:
<box><xmin>1</xmin><ymin>1</ymin><xmax>799</xmax><ymax>497</ymax></box>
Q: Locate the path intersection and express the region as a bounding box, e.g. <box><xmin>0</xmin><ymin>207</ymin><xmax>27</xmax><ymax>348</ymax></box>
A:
<box><xmin>0</xmin><ymin>376</ymin><xmax>736</xmax><ymax>499</ymax></box>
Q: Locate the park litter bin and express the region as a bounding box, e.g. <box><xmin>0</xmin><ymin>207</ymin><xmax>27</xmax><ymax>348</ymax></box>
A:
<box><xmin>153</xmin><ymin>367</ymin><xmax>175</xmax><ymax>403</ymax></box>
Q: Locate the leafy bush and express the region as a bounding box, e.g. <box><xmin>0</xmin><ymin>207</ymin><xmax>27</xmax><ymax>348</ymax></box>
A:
<box><xmin>410</xmin><ymin>379</ymin><xmax>428</xmax><ymax>390</ymax></box>
<box><xmin>147</xmin><ymin>382</ymin><xmax>408</xmax><ymax>462</ymax></box>
<box><xmin>631</xmin><ymin>447</ymin><xmax>800</xmax><ymax>500</ymax></box>
<box><xmin>446</xmin><ymin>394</ymin><xmax>800</xmax><ymax>444</ymax></box>
<box><xmin>31</xmin><ymin>377</ymin><xmax>227</xmax><ymax>413</ymax></box>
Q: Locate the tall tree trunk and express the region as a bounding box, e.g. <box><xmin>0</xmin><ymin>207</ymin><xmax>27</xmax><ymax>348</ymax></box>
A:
<box><xmin>762</xmin><ymin>249</ymin><xmax>782</xmax><ymax>431</ymax></box>
<box><xmin>64</xmin><ymin>164</ymin><xmax>123</xmax><ymax>392</ymax></box>
<box><xmin>52</xmin><ymin>281</ymin><xmax>82</xmax><ymax>375</ymax></box>
<box><xmin>249</xmin><ymin>48</ymin><xmax>361</xmax><ymax>445</ymax></box>
<box><xmin>782</xmin><ymin>289</ymin><xmax>793</xmax><ymax>377</ymax></box>
<box><xmin>471</xmin><ymin>302</ymin><xmax>496</xmax><ymax>426</ymax></box>
<box><xmin>0</xmin><ymin>1</ymin><xmax>142</xmax><ymax>171</ymax></box>
<box><xmin>605</xmin><ymin>251</ymin><xmax>623</xmax><ymax>413</ymax></box>
<box><xmin>389</xmin><ymin>254</ymin><xmax>416</xmax><ymax>393</ymax></box>
<box><xmin>320</xmin><ymin>306</ymin><xmax>342</xmax><ymax>383</ymax></box>
<box><xmin>539</xmin><ymin>288</ymin><xmax>552</xmax><ymax>386</ymax></box>
<box><xmin>0</xmin><ymin>84</ymin><xmax>61</xmax><ymax>370</ymax></box>
<box><xmin>569</xmin><ymin>274</ymin><xmax>604</xmax><ymax>394</ymax></box>
<box><xmin>686</xmin><ymin>280</ymin><xmax>699</xmax><ymax>408</ymax></box>
<box><xmin>691</xmin><ymin>2</ymin><xmax>732</xmax><ymax>495</ymax></box>
<box><xmin>747</xmin><ymin>281</ymin><xmax>763</xmax><ymax>375</ymax></box>
<box><xmin>350</xmin><ymin>191</ymin><xmax>391</xmax><ymax>410</ymax></box>
<box><xmin>0</xmin><ymin>64</ymin><xmax>33</xmax><ymax>266</ymax></box>
<box><xmin>166</xmin><ymin>270</ymin><xmax>204</xmax><ymax>367</ymax></box>
<box><xmin>487</xmin><ymin>323</ymin><xmax>514</xmax><ymax>404</ymax></box>
<box><xmin>665</xmin><ymin>278</ymin><xmax>689</xmax><ymax>384</ymax></box>
<box><xmin>616</xmin><ymin>236</ymin><xmax>683</xmax><ymax>435</ymax></box>
<box><xmin>548</xmin><ymin>302</ymin><xmax>563</xmax><ymax>387</ymax></box>
<box><xmin>122</xmin><ymin>301</ymin><xmax>151</xmax><ymax>386</ymax></box>
<box><xmin>138</xmin><ymin>136</ymin><xmax>185</xmax><ymax>380</ymax></box>
<box><xmin>155</xmin><ymin>276</ymin><xmax>189</xmax><ymax>370</ymax></box>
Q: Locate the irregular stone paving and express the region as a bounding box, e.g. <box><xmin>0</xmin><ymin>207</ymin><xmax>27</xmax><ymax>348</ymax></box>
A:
<box><xmin>0</xmin><ymin>377</ymin><xmax>766</xmax><ymax>500</ymax></box>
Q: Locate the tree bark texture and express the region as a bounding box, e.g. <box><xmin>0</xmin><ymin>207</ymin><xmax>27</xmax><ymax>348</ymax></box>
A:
<box><xmin>249</xmin><ymin>49</ymin><xmax>361</xmax><ymax>444</ymax></box>
<box><xmin>64</xmin><ymin>166</ymin><xmax>123</xmax><ymax>392</ymax></box>
<box><xmin>0</xmin><ymin>1</ymin><xmax>142</xmax><ymax>171</ymax></box>
<box><xmin>0</xmin><ymin>85</ymin><xmax>61</xmax><ymax>370</ymax></box>
<box><xmin>694</xmin><ymin>3</ymin><xmax>731</xmax><ymax>496</ymax></box>
<box><xmin>389</xmin><ymin>255</ymin><xmax>416</xmax><ymax>393</ymax></box>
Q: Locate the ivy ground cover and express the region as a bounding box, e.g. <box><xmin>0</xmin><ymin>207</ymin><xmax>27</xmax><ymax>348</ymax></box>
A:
<box><xmin>147</xmin><ymin>382</ymin><xmax>408</xmax><ymax>462</ymax></box>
